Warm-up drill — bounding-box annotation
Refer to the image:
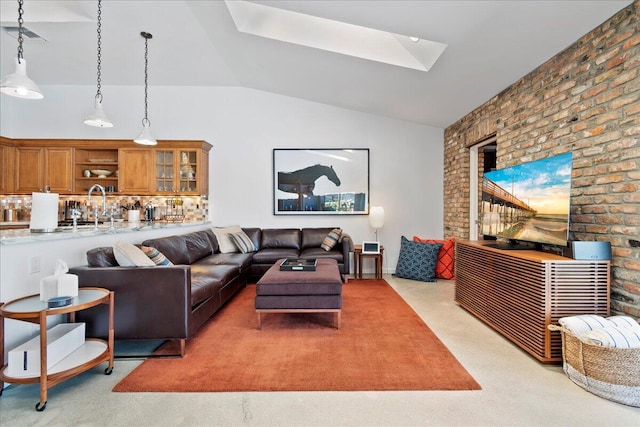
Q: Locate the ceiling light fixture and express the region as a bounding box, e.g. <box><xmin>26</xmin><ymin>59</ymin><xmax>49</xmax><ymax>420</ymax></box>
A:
<box><xmin>84</xmin><ymin>0</ymin><xmax>113</xmax><ymax>128</ymax></box>
<box><xmin>409</xmin><ymin>37</ymin><xmax>420</xmax><ymax>42</ymax></box>
<box><xmin>134</xmin><ymin>31</ymin><xmax>157</xmax><ymax>146</ymax></box>
<box><xmin>0</xmin><ymin>0</ymin><xmax>44</xmax><ymax>99</ymax></box>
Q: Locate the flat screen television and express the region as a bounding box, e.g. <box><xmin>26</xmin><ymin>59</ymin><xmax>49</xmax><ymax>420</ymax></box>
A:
<box><xmin>480</xmin><ymin>152</ymin><xmax>572</xmax><ymax>249</ymax></box>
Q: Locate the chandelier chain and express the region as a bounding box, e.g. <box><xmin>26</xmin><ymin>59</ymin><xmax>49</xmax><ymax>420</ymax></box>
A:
<box><xmin>143</xmin><ymin>35</ymin><xmax>149</xmax><ymax>124</ymax></box>
<box><xmin>17</xmin><ymin>0</ymin><xmax>24</xmax><ymax>62</ymax></box>
<box><xmin>95</xmin><ymin>0</ymin><xmax>103</xmax><ymax>100</ymax></box>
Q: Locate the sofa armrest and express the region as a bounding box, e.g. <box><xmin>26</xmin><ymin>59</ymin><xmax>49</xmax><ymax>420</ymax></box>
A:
<box><xmin>339</xmin><ymin>233</ymin><xmax>353</xmax><ymax>275</ymax></box>
<box><xmin>69</xmin><ymin>265</ymin><xmax>192</xmax><ymax>340</ymax></box>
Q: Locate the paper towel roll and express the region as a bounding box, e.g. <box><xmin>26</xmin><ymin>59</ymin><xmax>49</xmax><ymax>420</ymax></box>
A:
<box><xmin>30</xmin><ymin>192</ymin><xmax>59</xmax><ymax>232</ymax></box>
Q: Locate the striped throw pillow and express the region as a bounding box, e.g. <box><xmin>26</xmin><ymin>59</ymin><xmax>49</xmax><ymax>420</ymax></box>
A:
<box><xmin>587</xmin><ymin>326</ymin><xmax>640</xmax><ymax>348</ymax></box>
<box><xmin>320</xmin><ymin>228</ymin><xmax>342</xmax><ymax>251</ymax></box>
<box><xmin>141</xmin><ymin>246</ymin><xmax>174</xmax><ymax>266</ymax></box>
<box><xmin>229</xmin><ymin>231</ymin><xmax>257</xmax><ymax>253</ymax></box>
<box><xmin>558</xmin><ymin>315</ymin><xmax>611</xmax><ymax>339</ymax></box>
<box><xmin>608</xmin><ymin>315</ymin><xmax>640</xmax><ymax>332</ymax></box>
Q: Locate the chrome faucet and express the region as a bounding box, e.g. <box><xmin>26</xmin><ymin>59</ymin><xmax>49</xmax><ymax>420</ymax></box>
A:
<box><xmin>88</xmin><ymin>184</ymin><xmax>108</xmax><ymax>230</ymax></box>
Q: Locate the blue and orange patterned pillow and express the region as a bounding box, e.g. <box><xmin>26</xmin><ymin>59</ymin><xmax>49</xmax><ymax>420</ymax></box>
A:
<box><xmin>394</xmin><ymin>236</ymin><xmax>442</xmax><ymax>282</ymax></box>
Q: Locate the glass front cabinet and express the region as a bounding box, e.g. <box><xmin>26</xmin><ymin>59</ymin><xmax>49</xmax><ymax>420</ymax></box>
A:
<box><xmin>154</xmin><ymin>146</ymin><xmax>209</xmax><ymax>195</ymax></box>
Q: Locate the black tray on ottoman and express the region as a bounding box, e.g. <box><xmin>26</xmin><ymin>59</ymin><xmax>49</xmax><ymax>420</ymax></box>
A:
<box><xmin>279</xmin><ymin>258</ymin><xmax>317</xmax><ymax>271</ymax></box>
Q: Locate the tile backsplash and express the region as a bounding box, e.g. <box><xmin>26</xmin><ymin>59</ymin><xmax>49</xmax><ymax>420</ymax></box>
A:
<box><xmin>0</xmin><ymin>194</ymin><xmax>208</xmax><ymax>223</ymax></box>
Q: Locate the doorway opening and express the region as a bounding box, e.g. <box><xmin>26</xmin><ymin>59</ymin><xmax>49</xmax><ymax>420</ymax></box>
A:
<box><xmin>468</xmin><ymin>136</ymin><xmax>496</xmax><ymax>240</ymax></box>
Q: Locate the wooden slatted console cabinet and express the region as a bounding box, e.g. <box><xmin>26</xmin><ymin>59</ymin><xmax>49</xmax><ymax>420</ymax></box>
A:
<box><xmin>455</xmin><ymin>241</ymin><xmax>610</xmax><ymax>363</ymax></box>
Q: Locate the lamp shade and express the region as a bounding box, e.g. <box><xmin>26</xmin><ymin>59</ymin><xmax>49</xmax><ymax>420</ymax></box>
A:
<box><xmin>0</xmin><ymin>58</ymin><xmax>44</xmax><ymax>100</ymax></box>
<box><xmin>84</xmin><ymin>98</ymin><xmax>114</xmax><ymax>128</ymax></box>
<box><xmin>369</xmin><ymin>206</ymin><xmax>385</xmax><ymax>228</ymax></box>
<box><xmin>133</xmin><ymin>121</ymin><xmax>157</xmax><ymax>146</ymax></box>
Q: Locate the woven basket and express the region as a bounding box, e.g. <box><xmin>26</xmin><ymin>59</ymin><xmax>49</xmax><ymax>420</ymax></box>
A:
<box><xmin>548</xmin><ymin>325</ymin><xmax>640</xmax><ymax>407</ymax></box>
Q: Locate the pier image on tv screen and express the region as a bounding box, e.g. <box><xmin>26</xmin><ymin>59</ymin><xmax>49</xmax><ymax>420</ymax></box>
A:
<box><xmin>480</xmin><ymin>152</ymin><xmax>573</xmax><ymax>246</ymax></box>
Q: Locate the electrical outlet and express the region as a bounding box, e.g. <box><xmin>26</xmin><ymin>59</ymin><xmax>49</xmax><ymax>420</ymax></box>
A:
<box><xmin>30</xmin><ymin>256</ymin><xmax>41</xmax><ymax>274</ymax></box>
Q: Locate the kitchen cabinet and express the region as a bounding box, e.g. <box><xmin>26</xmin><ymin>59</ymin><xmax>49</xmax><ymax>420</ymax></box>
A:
<box><xmin>154</xmin><ymin>146</ymin><xmax>209</xmax><ymax>195</ymax></box>
<box><xmin>14</xmin><ymin>147</ymin><xmax>73</xmax><ymax>194</ymax></box>
<box><xmin>0</xmin><ymin>139</ymin><xmax>14</xmax><ymax>193</ymax></box>
<box><xmin>74</xmin><ymin>148</ymin><xmax>119</xmax><ymax>193</ymax></box>
<box><xmin>0</xmin><ymin>137</ymin><xmax>211</xmax><ymax>196</ymax></box>
<box><xmin>119</xmin><ymin>148</ymin><xmax>153</xmax><ymax>194</ymax></box>
<box><xmin>45</xmin><ymin>148</ymin><xmax>74</xmax><ymax>193</ymax></box>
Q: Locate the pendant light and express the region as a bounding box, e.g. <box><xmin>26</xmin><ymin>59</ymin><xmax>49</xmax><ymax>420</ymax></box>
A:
<box><xmin>134</xmin><ymin>31</ymin><xmax>157</xmax><ymax>145</ymax></box>
<box><xmin>84</xmin><ymin>0</ymin><xmax>113</xmax><ymax>127</ymax></box>
<box><xmin>0</xmin><ymin>0</ymin><xmax>44</xmax><ymax>99</ymax></box>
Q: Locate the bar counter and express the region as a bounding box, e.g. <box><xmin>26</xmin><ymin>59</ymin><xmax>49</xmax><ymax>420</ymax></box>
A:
<box><xmin>0</xmin><ymin>220</ymin><xmax>211</xmax><ymax>245</ymax></box>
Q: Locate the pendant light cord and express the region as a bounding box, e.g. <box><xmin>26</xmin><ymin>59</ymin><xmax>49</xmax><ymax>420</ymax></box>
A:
<box><xmin>95</xmin><ymin>0</ymin><xmax>103</xmax><ymax>101</ymax></box>
<box><xmin>17</xmin><ymin>0</ymin><xmax>24</xmax><ymax>63</ymax></box>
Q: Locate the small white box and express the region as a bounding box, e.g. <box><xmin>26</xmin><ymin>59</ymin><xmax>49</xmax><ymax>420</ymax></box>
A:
<box><xmin>7</xmin><ymin>323</ymin><xmax>85</xmax><ymax>377</ymax></box>
<box><xmin>40</xmin><ymin>273</ymin><xmax>79</xmax><ymax>301</ymax></box>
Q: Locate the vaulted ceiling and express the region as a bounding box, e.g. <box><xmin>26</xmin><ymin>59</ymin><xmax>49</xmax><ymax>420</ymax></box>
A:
<box><xmin>0</xmin><ymin>0</ymin><xmax>632</xmax><ymax>128</ymax></box>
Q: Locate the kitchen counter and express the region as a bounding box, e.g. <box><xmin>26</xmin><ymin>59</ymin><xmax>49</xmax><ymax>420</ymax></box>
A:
<box><xmin>0</xmin><ymin>220</ymin><xmax>211</xmax><ymax>245</ymax></box>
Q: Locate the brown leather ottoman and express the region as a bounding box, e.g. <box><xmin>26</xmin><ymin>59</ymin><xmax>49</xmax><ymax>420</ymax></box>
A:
<box><xmin>255</xmin><ymin>258</ymin><xmax>343</xmax><ymax>329</ymax></box>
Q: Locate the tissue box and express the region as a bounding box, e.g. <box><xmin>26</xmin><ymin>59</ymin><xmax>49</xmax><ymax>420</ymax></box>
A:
<box><xmin>7</xmin><ymin>323</ymin><xmax>85</xmax><ymax>377</ymax></box>
<box><xmin>40</xmin><ymin>273</ymin><xmax>79</xmax><ymax>301</ymax></box>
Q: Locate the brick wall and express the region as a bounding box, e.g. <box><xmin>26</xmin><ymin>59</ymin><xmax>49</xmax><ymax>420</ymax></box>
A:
<box><xmin>444</xmin><ymin>1</ymin><xmax>640</xmax><ymax>318</ymax></box>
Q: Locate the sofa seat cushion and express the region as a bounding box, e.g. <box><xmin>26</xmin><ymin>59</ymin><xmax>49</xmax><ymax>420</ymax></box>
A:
<box><xmin>299</xmin><ymin>247</ymin><xmax>344</xmax><ymax>262</ymax></box>
<box><xmin>194</xmin><ymin>253</ymin><xmax>253</xmax><ymax>271</ymax></box>
<box><xmin>189</xmin><ymin>264</ymin><xmax>238</xmax><ymax>306</ymax></box>
<box><xmin>252</xmin><ymin>248</ymin><xmax>300</xmax><ymax>265</ymax></box>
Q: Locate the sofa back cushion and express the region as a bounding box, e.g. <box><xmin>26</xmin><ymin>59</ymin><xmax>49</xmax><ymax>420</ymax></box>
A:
<box><xmin>242</xmin><ymin>228</ymin><xmax>262</xmax><ymax>251</ymax></box>
<box><xmin>261</xmin><ymin>228</ymin><xmax>301</xmax><ymax>250</ymax></box>
<box><xmin>142</xmin><ymin>235</ymin><xmax>190</xmax><ymax>265</ymax></box>
<box><xmin>87</xmin><ymin>247</ymin><xmax>118</xmax><ymax>267</ymax></box>
<box><xmin>184</xmin><ymin>231</ymin><xmax>214</xmax><ymax>264</ymax></box>
<box><xmin>302</xmin><ymin>228</ymin><xmax>338</xmax><ymax>249</ymax></box>
<box><xmin>203</xmin><ymin>229</ymin><xmax>220</xmax><ymax>253</ymax></box>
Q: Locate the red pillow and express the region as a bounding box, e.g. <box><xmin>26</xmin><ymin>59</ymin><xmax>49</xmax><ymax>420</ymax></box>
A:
<box><xmin>412</xmin><ymin>236</ymin><xmax>455</xmax><ymax>279</ymax></box>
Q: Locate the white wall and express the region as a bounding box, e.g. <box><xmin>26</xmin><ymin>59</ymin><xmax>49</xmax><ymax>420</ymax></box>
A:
<box><xmin>2</xmin><ymin>85</ymin><xmax>445</xmax><ymax>273</ymax></box>
<box><xmin>1</xmin><ymin>84</ymin><xmax>443</xmax><ymax>362</ymax></box>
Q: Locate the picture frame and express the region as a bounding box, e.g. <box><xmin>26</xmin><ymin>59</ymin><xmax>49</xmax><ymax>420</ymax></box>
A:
<box><xmin>361</xmin><ymin>241</ymin><xmax>381</xmax><ymax>254</ymax></box>
<box><xmin>273</xmin><ymin>148</ymin><xmax>370</xmax><ymax>215</ymax></box>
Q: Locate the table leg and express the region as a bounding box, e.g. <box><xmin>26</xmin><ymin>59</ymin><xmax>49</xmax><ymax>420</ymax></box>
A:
<box><xmin>38</xmin><ymin>310</ymin><xmax>48</xmax><ymax>411</ymax></box>
<box><xmin>107</xmin><ymin>292</ymin><xmax>114</xmax><ymax>373</ymax></box>
<box><xmin>376</xmin><ymin>254</ymin><xmax>383</xmax><ymax>279</ymax></box>
<box><xmin>358</xmin><ymin>253</ymin><xmax>363</xmax><ymax>279</ymax></box>
<box><xmin>0</xmin><ymin>310</ymin><xmax>4</xmax><ymax>395</ymax></box>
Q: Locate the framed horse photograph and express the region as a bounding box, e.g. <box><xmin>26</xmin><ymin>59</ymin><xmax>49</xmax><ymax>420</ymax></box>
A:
<box><xmin>273</xmin><ymin>148</ymin><xmax>370</xmax><ymax>215</ymax></box>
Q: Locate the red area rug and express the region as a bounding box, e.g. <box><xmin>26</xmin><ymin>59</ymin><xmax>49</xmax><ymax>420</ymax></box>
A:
<box><xmin>113</xmin><ymin>280</ymin><xmax>480</xmax><ymax>392</ymax></box>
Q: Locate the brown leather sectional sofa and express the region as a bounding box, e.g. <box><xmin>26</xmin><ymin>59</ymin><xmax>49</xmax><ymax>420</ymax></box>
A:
<box><xmin>70</xmin><ymin>227</ymin><xmax>351</xmax><ymax>356</ymax></box>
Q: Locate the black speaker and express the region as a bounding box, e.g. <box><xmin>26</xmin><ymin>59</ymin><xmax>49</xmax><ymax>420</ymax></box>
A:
<box><xmin>571</xmin><ymin>241</ymin><xmax>611</xmax><ymax>260</ymax></box>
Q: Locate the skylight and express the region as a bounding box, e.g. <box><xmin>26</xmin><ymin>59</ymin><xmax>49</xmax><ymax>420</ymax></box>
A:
<box><xmin>225</xmin><ymin>1</ymin><xmax>447</xmax><ymax>72</ymax></box>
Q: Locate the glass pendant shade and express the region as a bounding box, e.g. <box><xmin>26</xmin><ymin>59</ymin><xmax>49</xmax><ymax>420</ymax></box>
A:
<box><xmin>134</xmin><ymin>120</ymin><xmax>157</xmax><ymax>145</ymax></box>
<box><xmin>0</xmin><ymin>58</ymin><xmax>44</xmax><ymax>100</ymax></box>
<box><xmin>84</xmin><ymin>97</ymin><xmax>114</xmax><ymax>128</ymax></box>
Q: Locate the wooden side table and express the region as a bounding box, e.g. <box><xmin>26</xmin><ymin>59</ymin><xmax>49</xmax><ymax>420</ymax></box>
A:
<box><xmin>0</xmin><ymin>287</ymin><xmax>114</xmax><ymax>411</ymax></box>
<box><xmin>353</xmin><ymin>244</ymin><xmax>384</xmax><ymax>279</ymax></box>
